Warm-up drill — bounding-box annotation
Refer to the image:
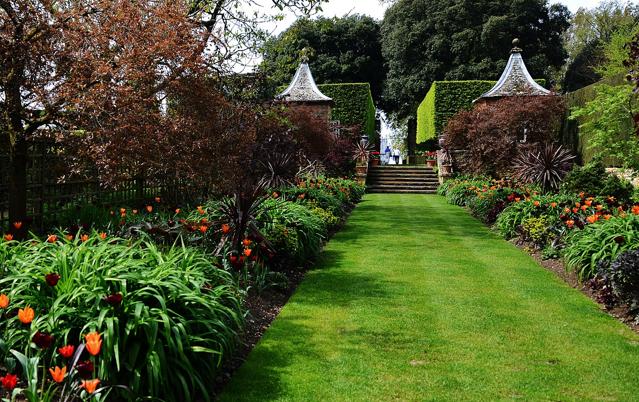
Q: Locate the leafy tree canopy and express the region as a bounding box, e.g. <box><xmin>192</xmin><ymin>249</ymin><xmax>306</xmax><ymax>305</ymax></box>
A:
<box><xmin>380</xmin><ymin>0</ymin><xmax>570</xmax><ymax>118</ymax></box>
<box><xmin>259</xmin><ymin>15</ymin><xmax>386</xmax><ymax>102</ymax></box>
<box><xmin>563</xmin><ymin>0</ymin><xmax>639</xmax><ymax>91</ymax></box>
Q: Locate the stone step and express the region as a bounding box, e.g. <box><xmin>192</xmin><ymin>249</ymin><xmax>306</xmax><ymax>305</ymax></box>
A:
<box><xmin>367</xmin><ymin>184</ymin><xmax>439</xmax><ymax>191</ymax></box>
<box><xmin>366</xmin><ymin>188</ymin><xmax>438</xmax><ymax>194</ymax></box>
<box><xmin>367</xmin><ymin>172</ymin><xmax>438</xmax><ymax>178</ymax></box>
<box><xmin>367</xmin><ymin>179</ymin><xmax>440</xmax><ymax>185</ymax></box>
<box><xmin>368</xmin><ymin>169</ymin><xmax>436</xmax><ymax>174</ymax></box>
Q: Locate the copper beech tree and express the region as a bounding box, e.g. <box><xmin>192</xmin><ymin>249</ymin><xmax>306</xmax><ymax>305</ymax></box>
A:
<box><xmin>0</xmin><ymin>0</ymin><xmax>326</xmax><ymax>236</ymax></box>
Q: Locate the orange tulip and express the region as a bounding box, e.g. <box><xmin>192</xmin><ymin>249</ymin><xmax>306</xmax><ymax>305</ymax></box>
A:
<box><xmin>197</xmin><ymin>206</ymin><xmax>205</xmax><ymax>215</ymax></box>
<box><xmin>154</xmin><ymin>197</ymin><xmax>161</xmax><ymax>203</ymax></box>
<box><xmin>243</xmin><ymin>248</ymin><xmax>252</xmax><ymax>257</ymax></box>
<box><xmin>49</xmin><ymin>366</ymin><xmax>66</xmax><ymax>383</ymax></box>
<box><xmin>550</xmin><ymin>202</ymin><xmax>557</xmax><ymax>208</ymax></box>
<box><xmin>572</xmin><ymin>207</ymin><xmax>579</xmax><ymax>214</ymax></box>
<box><xmin>47</xmin><ymin>234</ymin><xmax>58</xmax><ymax>243</ymax></box>
<box><xmin>18</xmin><ymin>306</ymin><xmax>34</xmax><ymax>324</ymax></box>
<box><xmin>581</xmin><ymin>205</ymin><xmax>587</xmax><ymax>211</ymax></box>
<box><xmin>81</xmin><ymin>234</ymin><xmax>89</xmax><ymax>243</ymax></box>
<box><xmin>132</xmin><ymin>209</ymin><xmax>138</xmax><ymax>215</ymax></box>
<box><xmin>564</xmin><ymin>208</ymin><xmax>571</xmax><ymax>214</ymax></box>
<box><xmin>65</xmin><ymin>234</ymin><xmax>74</xmax><ymax>241</ymax></box>
<box><xmin>81</xmin><ymin>379</ymin><xmax>100</xmax><ymax>394</ymax></box>
<box><xmin>99</xmin><ymin>232</ymin><xmax>107</xmax><ymax>240</ymax></box>
<box><xmin>596</xmin><ymin>204</ymin><xmax>603</xmax><ymax>211</ymax></box>
<box><xmin>242</xmin><ymin>238</ymin><xmax>252</xmax><ymax>247</ymax></box>
<box><xmin>120</xmin><ymin>208</ymin><xmax>126</xmax><ymax>214</ymax></box>
<box><xmin>3</xmin><ymin>234</ymin><xmax>13</xmax><ymax>242</ymax></box>
<box><xmin>533</xmin><ymin>201</ymin><xmax>540</xmax><ymax>207</ymax></box>
<box><xmin>515</xmin><ymin>198</ymin><xmax>521</xmax><ymax>203</ymax></box>
<box><xmin>587</xmin><ymin>215</ymin><xmax>599</xmax><ymax>224</ymax></box>
<box><xmin>566</xmin><ymin>220</ymin><xmax>575</xmax><ymax>229</ymax></box>
<box><xmin>146</xmin><ymin>206</ymin><xmax>153</xmax><ymax>213</ymax></box>
<box><xmin>604</xmin><ymin>214</ymin><xmax>613</xmax><ymax>220</ymax></box>
<box><xmin>0</xmin><ymin>294</ymin><xmax>9</xmax><ymax>309</ymax></box>
<box><xmin>12</xmin><ymin>222</ymin><xmax>22</xmax><ymax>230</ymax></box>
<box><xmin>585</xmin><ymin>200</ymin><xmax>592</xmax><ymax>207</ymax></box>
<box><xmin>221</xmin><ymin>224</ymin><xmax>231</xmax><ymax>234</ymax></box>
<box><xmin>84</xmin><ymin>332</ymin><xmax>102</xmax><ymax>356</ymax></box>
<box><xmin>199</xmin><ymin>225</ymin><xmax>208</xmax><ymax>234</ymax></box>
<box><xmin>632</xmin><ymin>205</ymin><xmax>639</xmax><ymax>215</ymax></box>
<box><xmin>175</xmin><ymin>209</ymin><xmax>181</xmax><ymax>214</ymax></box>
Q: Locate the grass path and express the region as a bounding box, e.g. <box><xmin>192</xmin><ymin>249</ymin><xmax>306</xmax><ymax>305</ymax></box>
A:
<box><xmin>220</xmin><ymin>194</ymin><xmax>639</xmax><ymax>401</ymax></box>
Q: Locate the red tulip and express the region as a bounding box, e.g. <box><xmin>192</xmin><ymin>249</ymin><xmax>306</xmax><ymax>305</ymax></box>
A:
<box><xmin>0</xmin><ymin>374</ymin><xmax>17</xmax><ymax>390</ymax></box>
<box><xmin>58</xmin><ymin>345</ymin><xmax>75</xmax><ymax>359</ymax></box>
<box><xmin>46</xmin><ymin>273</ymin><xmax>61</xmax><ymax>287</ymax></box>
<box><xmin>104</xmin><ymin>293</ymin><xmax>123</xmax><ymax>306</ymax></box>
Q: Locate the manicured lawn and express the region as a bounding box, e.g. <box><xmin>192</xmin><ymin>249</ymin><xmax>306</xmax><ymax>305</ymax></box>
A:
<box><xmin>220</xmin><ymin>194</ymin><xmax>639</xmax><ymax>401</ymax></box>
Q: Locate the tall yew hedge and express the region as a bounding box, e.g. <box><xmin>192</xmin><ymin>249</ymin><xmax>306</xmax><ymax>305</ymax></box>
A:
<box><xmin>417</xmin><ymin>80</ymin><xmax>547</xmax><ymax>144</ymax></box>
<box><xmin>318</xmin><ymin>83</ymin><xmax>377</xmax><ymax>142</ymax></box>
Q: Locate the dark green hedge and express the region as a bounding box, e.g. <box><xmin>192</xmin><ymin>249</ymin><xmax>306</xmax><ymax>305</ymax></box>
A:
<box><xmin>417</xmin><ymin>79</ymin><xmax>547</xmax><ymax>144</ymax></box>
<box><xmin>318</xmin><ymin>83</ymin><xmax>377</xmax><ymax>142</ymax></box>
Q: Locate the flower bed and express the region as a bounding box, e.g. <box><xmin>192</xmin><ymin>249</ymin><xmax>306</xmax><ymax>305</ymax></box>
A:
<box><xmin>438</xmin><ymin>171</ymin><xmax>639</xmax><ymax>324</ymax></box>
<box><xmin>0</xmin><ymin>176</ymin><xmax>364</xmax><ymax>401</ymax></box>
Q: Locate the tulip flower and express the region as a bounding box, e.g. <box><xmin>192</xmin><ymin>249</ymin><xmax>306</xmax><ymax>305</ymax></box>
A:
<box><xmin>0</xmin><ymin>294</ymin><xmax>9</xmax><ymax>309</ymax></box>
<box><xmin>0</xmin><ymin>374</ymin><xmax>17</xmax><ymax>390</ymax></box>
<box><xmin>566</xmin><ymin>220</ymin><xmax>575</xmax><ymax>229</ymax></box>
<box><xmin>76</xmin><ymin>360</ymin><xmax>94</xmax><ymax>379</ymax></box>
<box><xmin>199</xmin><ymin>225</ymin><xmax>208</xmax><ymax>234</ymax></box>
<box><xmin>81</xmin><ymin>234</ymin><xmax>89</xmax><ymax>242</ymax></box>
<box><xmin>175</xmin><ymin>208</ymin><xmax>181</xmax><ymax>214</ymax></box>
<box><xmin>104</xmin><ymin>293</ymin><xmax>123</xmax><ymax>306</ymax></box>
<box><xmin>146</xmin><ymin>206</ymin><xmax>153</xmax><ymax>213</ymax></box>
<box><xmin>12</xmin><ymin>222</ymin><xmax>22</xmax><ymax>230</ymax></box>
<box><xmin>49</xmin><ymin>366</ymin><xmax>66</xmax><ymax>383</ymax></box>
<box><xmin>81</xmin><ymin>379</ymin><xmax>100</xmax><ymax>394</ymax></box>
<box><xmin>155</xmin><ymin>197</ymin><xmax>161</xmax><ymax>203</ymax></box>
<box><xmin>3</xmin><ymin>234</ymin><xmax>12</xmax><ymax>242</ymax></box>
<box><xmin>65</xmin><ymin>234</ymin><xmax>74</xmax><ymax>241</ymax></box>
<box><xmin>84</xmin><ymin>332</ymin><xmax>102</xmax><ymax>356</ymax></box>
<box><xmin>549</xmin><ymin>202</ymin><xmax>557</xmax><ymax>208</ymax></box>
<box><xmin>221</xmin><ymin>224</ymin><xmax>231</xmax><ymax>234</ymax></box>
<box><xmin>18</xmin><ymin>306</ymin><xmax>34</xmax><ymax>324</ymax></box>
<box><xmin>99</xmin><ymin>232</ymin><xmax>107</xmax><ymax>240</ymax></box>
<box><xmin>243</xmin><ymin>248</ymin><xmax>252</xmax><ymax>257</ymax></box>
<box><xmin>58</xmin><ymin>345</ymin><xmax>75</xmax><ymax>359</ymax></box>
<box><xmin>46</xmin><ymin>273</ymin><xmax>61</xmax><ymax>287</ymax></box>
<box><xmin>33</xmin><ymin>332</ymin><xmax>54</xmax><ymax>349</ymax></box>
<box><xmin>587</xmin><ymin>215</ymin><xmax>598</xmax><ymax>224</ymax></box>
<box><xmin>596</xmin><ymin>204</ymin><xmax>603</xmax><ymax>211</ymax></box>
<box><xmin>533</xmin><ymin>201</ymin><xmax>540</xmax><ymax>207</ymax></box>
<box><xmin>632</xmin><ymin>205</ymin><xmax>639</xmax><ymax>215</ymax></box>
<box><xmin>242</xmin><ymin>238</ymin><xmax>252</xmax><ymax>247</ymax></box>
<box><xmin>47</xmin><ymin>234</ymin><xmax>58</xmax><ymax>243</ymax></box>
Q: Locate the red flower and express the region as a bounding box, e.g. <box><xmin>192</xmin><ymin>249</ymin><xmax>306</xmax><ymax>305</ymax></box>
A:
<box><xmin>104</xmin><ymin>293</ymin><xmax>123</xmax><ymax>306</ymax></box>
<box><xmin>33</xmin><ymin>332</ymin><xmax>54</xmax><ymax>349</ymax></box>
<box><xmin>3</xmin><ymin>234</ymin><xmax>13</xmax><ymax>242</ymax></box>
<box><xmin>145</xmin><ymin>206</ymin><xmax>153</xmax><ymax>213</ymax></box>
<box><xmin>76</xmin><ymin>360</ymin><xmax>94</xmax><ymax>379</ymax></box>
<box><xmin>47</xmin><ymin>234</ymin><xmax>58</xmax><ymax>243</ymax></box>
<box><xmin>199</xmin><ymin>225</ymin><xmax>208</xmax><ymax>234</ymax></box>
<box><xmin>155</xmin><ymin>197</ymin><xmax>161</xmax><ymax>203</ymax></box>
<box><xmin>221</xmin><ymin>224</ymin><xmax>231</xmax><ymax>234</ymax></box>
<box><xmin>632</xmin><ymin>205</ymin><xmax>639</xmax><ymax>215</ymax></box>
<box><xmin>0</xmin><ymin>374</ymin><xmax>17</xmax><ymax>390</ymax></box>
<box><xmin>45</xmin><ymin>273</ymin><xmax>61</xmax><ymax>287</ymax></box>
<box><xmin>58</xmin><ymin>345</ymin><xmax>75</xmax><ymax>359</ymax></box>
<box><xmin>12</xmin><ymin>222</ymin><xmax>22</xmax><ymax>230</ymax></box>
<box><xmin>243</xmin><ymin>248</ymin><xmax>252</xmax><ymax>257</ymax></box>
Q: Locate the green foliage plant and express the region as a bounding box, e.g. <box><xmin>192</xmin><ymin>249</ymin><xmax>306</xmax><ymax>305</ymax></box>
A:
<box><xmin>318</xmin><ymin>83</ymin><xmax>377</xmax><ymax>142</ymax></box>
<box><xmin>560</xmin><ymin>159</ymin><xmax>635</xmax><ymax>203</ymax></box>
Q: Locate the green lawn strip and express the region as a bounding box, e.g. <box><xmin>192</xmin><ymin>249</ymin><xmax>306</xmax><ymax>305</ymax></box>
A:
<box><xmin>220</xmin><ymin>194</ymin><xmax>639</xmax><ymax>401</ymax></box>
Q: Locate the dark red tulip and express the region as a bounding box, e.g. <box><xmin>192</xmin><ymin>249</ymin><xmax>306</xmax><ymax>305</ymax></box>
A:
<box><xmin>76</xmin><ymin>360</ymin><xmax>94</xmax><ymax>379</ymax></box>
<box><xmin>103</xmin><ymin>293</ymin><xmax>123</xmax><ymax>306</ymax></box>
<box><xmin>45</xmin><ymin>273</ymin><xmax>61</xmax><ymax>287</ymax></box>
<box><xmin>33</xmin><ymin>331</ymin><xmax>54</xmax><ymax>349</ymax></box>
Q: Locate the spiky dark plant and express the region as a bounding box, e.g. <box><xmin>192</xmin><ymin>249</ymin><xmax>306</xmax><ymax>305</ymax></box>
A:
<box><xmin>513</xmin><ymin>144</ymin><xmax>575</xmax><ymax>192</ymax></box>
<box><xmin>259</xmin><ymin>152</ymin><xmax>296</xmax><ymax>189</ymax></box>
<box><xmin>352</xmin><ymin>140</ymin><xmax>374</xmax><ymax>163</ymax></box>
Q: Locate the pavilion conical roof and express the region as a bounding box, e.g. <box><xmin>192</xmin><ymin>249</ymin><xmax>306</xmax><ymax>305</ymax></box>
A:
<box><xmin>276</xmin><ymin>62</ymin><xmax>333</xmax><ymax>103</ymax></box>
<box><xmin>477</xmin><ymin>39</ymin><xmax>551</xmax><ymax>100</ymax></box>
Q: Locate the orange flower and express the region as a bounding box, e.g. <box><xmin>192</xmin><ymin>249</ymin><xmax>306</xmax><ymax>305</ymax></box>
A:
<box><xmin>49</xmin><ymin>366</ymin><xmax>66</xmax><ymax>383</ymax></box>
<box><xmin>585</xmin><ymin>200</ymin><xmax>592</xmax><ymax>207</ymax></box>
<box><xmin>604</xmin><ymin>214</ymin><xmax>613</xmax><ymax>220</ymax></box>
<box><xmin>175</xmin><ymin>208</ymin><xmax>181</xmax><ymax>214</ymax></box>
<box><xmin>155</xmin><ymin>197</ymin><xmax>161</xmax><ymax>203</ymax></box>
<box><xmin>533</xmin><ymin>201</ymin><xmax>540</xmax><ymax>207</ymax></box>
<box><xmin>298</xmin><ymin>193</ymin><xmax>306</xmax><ymax>200</ymax></box>
<box><xmin>201</xmin><ymin>218</ymin><xmax>208</xmax><ymax>224</ymax></box>
<box><xmin>575</xmin><ymin>202</ymin><xmax>581</xmax><ymax>208</ymax></box>
<box><xmin>81</xmin><ymin>379</ymin><xmax>100</xmax><ymax>394</ymax></box>
<box><xmin>0</xmin><ymin>294</ymin><xmax>9</xmax><ymax>309</ymax></box>
<box><xmin>99</xmin><ymin>232</ymin><xmax>107</xmax><ymax>240</ymax></box>
<box><xmin>587</xmin><ymin>215</ymin><xmax>599</xmax><ymax>224</ymax></box>
<box><xmin>84</xmin><ymin>332</ymin><xmax>102</xmax><ymax>356</ymax></box>
<box><xmin>596</xmin><ymin>204</ymin><xmax>603</xmax><ymax>211</ymax></box>
<box><xmin>272</xmin><ymin>192</ymin><xmax>279</xmax><ymax>198</ymax></box>
<box><xmin>199</xmin><ymin>225</ymin><xmax>208</xmax><ymax>234</ymax></box>
<box><xmin>81</xmin><ymin>234</ymin><xmax>89</xmax><ymax>242</ymax></box>
<box><xmin>3</xmin><ymin>234</ymin><xmax>13</xmax><ymax>242</ymax></box>
<box><xmin>243</xmin><ymin>248</ymin><xmax>252</xmax><ymax>257</ymax></box>
<box><xmin>242</xmin><ymin>238</ymin><xmax>252</xmax><ymax>247</ymax></box>
<box><xmin>581</xmin><ymin>205</ymin><xmax>587</xmax><ymax>211</ymax></box>
<box><xmin>221</xmin><ymin>224</ymin><xmax>231</xmax><ymax>234</ymax></box>
<box><xmin>549</xmin><ymin>202</ymin><xmax>557</xmax><ymax>208</ymax></box>
<box><xmin>18</xmin><ymin>306</ymin><xmax>34</xmax><ymax>324</ymax></box>
<box><xmin>12</xmin><ymin>222</ymin><xmax>22</xmax><ymax>230</ymax></box>
<box><xmin>120</xmin><ymin>208</ymin><xmax>126</xmax><ymax>214</ymax></box>
<box><xmin>515</xmin><ymin>198</ymin><xmax>521</xmax><ymax>203</ymax></box>
<box><xmin>146</xmin><ymin>206</ymin><xmax>153</xmax><ymax>213</ymax></box>
<box><xmin>564</xmin><ymin>207</ymin><xmax>571</xmax><ymax>214</ymax></box>
<box><xmin>47</xmin><ymin>234</ymin><xmax>58</xmax><ymax>243</ymax></box>
<box><xmin>132</xmin><ymin>209</ymin><xmax>138</xmax><ymax>215</ymax></box>
<box><xmin>566</xmin><ymin>220</ymin><xmax>575</xmax><ymax>229</ymax></box>
<box><xmin>579</xmin><ymin>192</ymin><xmax>585</xmax><ymax>198</ymax></box>
<box><xmin>632</xmin><ymin>205</ymin><xmax>639</xmax><ymax>215</ymax></box>
<box><xmin>197</xmin><ymin>206</ymin><xmax>205</xmax><ymax>215</ymax></box>
<box><xmin>65</xmin><ymin>234</ymin><xmax>74</xmax><ymax>241</ymax></box>
<box><xmin>572</xmin><ymin>207</ymin><xmax>579</xmax><ymax>214</ymax></box>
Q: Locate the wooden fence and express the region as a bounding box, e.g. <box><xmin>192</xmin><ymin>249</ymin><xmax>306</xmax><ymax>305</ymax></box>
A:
<box><xmin>1</xmin><ymin>141</ymin><xmax>203</xmax><ymax>232</ymax></box>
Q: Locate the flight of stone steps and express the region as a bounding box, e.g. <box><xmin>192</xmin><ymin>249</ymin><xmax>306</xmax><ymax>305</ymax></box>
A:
<box><xmin>366</xmin><ymin>165</ymin><xmax>440</xmax><ymax>194</ymax></box>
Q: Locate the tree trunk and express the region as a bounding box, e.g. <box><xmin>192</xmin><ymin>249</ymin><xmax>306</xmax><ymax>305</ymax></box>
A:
<box><xmin>8</xmin><ymin>138</ymin><xmax>28</xmax><ymax>238</ymax></box>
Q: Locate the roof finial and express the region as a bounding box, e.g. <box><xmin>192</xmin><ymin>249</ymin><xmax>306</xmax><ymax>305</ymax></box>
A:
<box><xmin>511</xmin><ymin>38</ymin><xmax>522</xmax><ymax>54</ymax></box>
<box><xmin>299</xmin><ymin>47</ymin><xmax>312</xmax><ymax>64</ymax></box>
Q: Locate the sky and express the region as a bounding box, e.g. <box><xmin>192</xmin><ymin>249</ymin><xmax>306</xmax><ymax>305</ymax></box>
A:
<box><xmin>265</xmin><ymin>0</ymin><xmax>607</xmax><ymax>35</ymax></box>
